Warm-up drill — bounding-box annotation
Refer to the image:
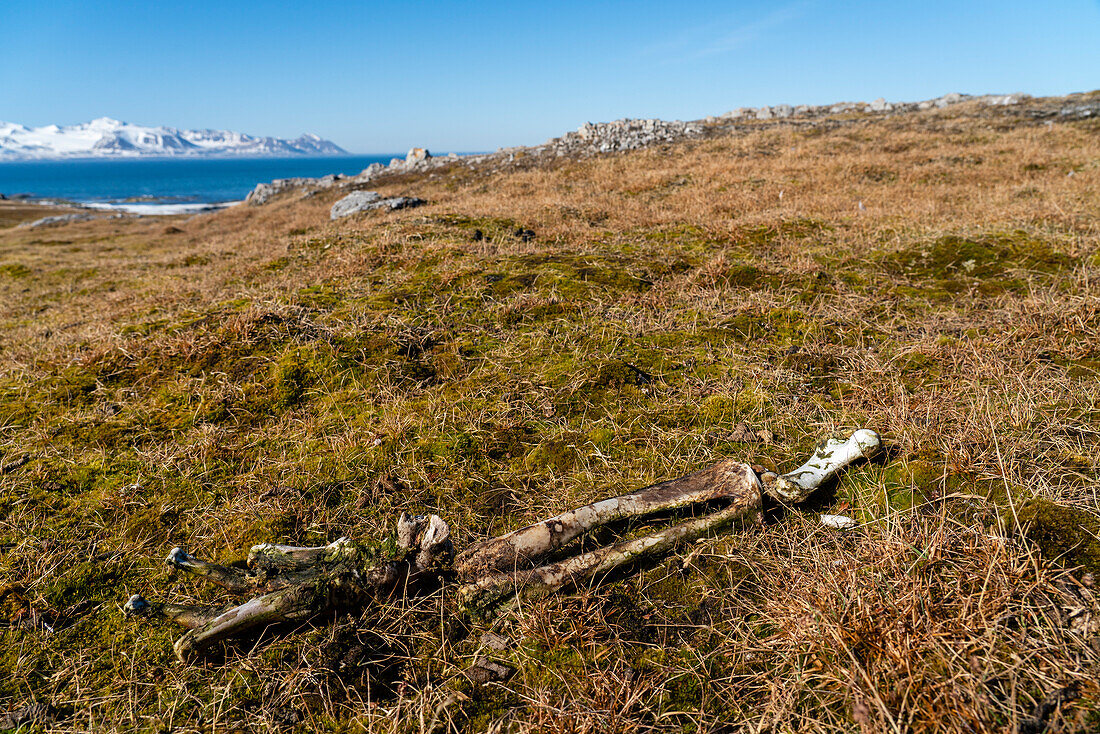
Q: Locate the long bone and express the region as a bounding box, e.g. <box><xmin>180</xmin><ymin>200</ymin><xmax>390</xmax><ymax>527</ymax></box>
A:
<box><xmin>457</xmin><ymin>461</ymin><xmax>763</xmax><ymax>614</ymax></box>
<box><xmin>126</xmin><ymin>429</ymin><xmax>881</xmax><ymax>661</ymax></box>
<box><xmin>454</xmin><ymin>458</ymin><xmax>760</xmax><ymax>579</ymax></box>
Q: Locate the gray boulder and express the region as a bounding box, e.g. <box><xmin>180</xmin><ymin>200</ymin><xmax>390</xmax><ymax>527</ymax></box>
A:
<box><xmin>773</xmin><ymin>104</ymin><xmax>793</xmax><ymax>118</ymax></box>
<box><xmin>869</xmin><ymin>97</ymin><xmax>892</xmax><ymax>112</ymax></box>
<box><xmin>359</xmin><ymin>162</ymin><xmax>385</xmax><ymax>179</ymax></box>
<box><xmin>935</xmin><ymin>93</ymin><xmax>965</xmax><ymax>108</ymax></box>
<box><xmin>330</xmin><ymin>191</ymin><xmax>425</xmax><ymax>220</ymax></box>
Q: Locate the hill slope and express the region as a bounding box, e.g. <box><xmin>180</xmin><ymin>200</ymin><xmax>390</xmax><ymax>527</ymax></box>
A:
<box><xmin>0</xmin><ymin>93</ymin><xmax>1098</xmax><ymax>732</ymax></box>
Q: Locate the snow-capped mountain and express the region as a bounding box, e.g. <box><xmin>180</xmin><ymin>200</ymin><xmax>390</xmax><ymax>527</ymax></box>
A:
<box><xmin>0</xmin><ymin>118</ymin><xmax>347</xmax><ymax>159</ymax></box>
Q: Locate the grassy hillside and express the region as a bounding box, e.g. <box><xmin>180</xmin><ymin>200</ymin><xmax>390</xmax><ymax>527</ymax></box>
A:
<box><xmin>1</xmin><ymin>98</ymin><xmax>1099</xmax><ymax>732</ymax></box>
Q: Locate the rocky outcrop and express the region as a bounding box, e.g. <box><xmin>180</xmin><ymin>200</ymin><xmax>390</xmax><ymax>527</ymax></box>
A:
<box><xmin>330</xmin><ymin>192</ymin><xmax>426</xmax><ymax>220</ymax></box>
<box><xmin>246</xmin><ymin>174</ymin><xmax>346</xmax><ymax>205</ymax></box>
<box><xmin>406</xmin><ymin>147</ymin><xmax>431</xmax><ymax>165</ymax></box>
<box><xmin>535</xmin><ymin>119</ymin><xmax>705</xmax><ymax>156</ymax></box>
<box><xmin>722</xmin><ymin>92</ymin><xmax>1030</xmax><ymax>120</ymax></box>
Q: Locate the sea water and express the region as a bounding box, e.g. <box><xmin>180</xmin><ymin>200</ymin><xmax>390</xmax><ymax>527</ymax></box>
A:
<box><xmin>0</xmin><ymin>156</ymin><xmax>399</xmax><ymax>214</ymax></box>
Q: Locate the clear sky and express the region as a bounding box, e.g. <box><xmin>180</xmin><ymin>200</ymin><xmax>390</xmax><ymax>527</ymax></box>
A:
<box><xmin>2</xmin><ymin>1</ymin><xmax>1098</xmax><ymax>153</ymax></box>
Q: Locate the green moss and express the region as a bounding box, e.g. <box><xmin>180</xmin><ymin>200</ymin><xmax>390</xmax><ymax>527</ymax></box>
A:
<box><xmin>0</xmin><ymin>263</ymin><xmax>32</xmax><ymax>278</ymax></box>
<box><xmin>40</xmin><ymin>560</ymin><xmax>122</xmax><ymax>611</ymax></box>
<box><xmin>1017</xmin><ymin>498</ymin><xmax>1100</xmax><ymax>573</ymax></box>
<box><xmin>524</xmin><ymin>435</ymin><xmax>581</xmax><ymax>474</ymax></box>
<box><xmin>273</xmin><ymin>349</ymin><xmax>315</xmax><ymax>409</ymax></box>
<box><xmin>884</xmin><ymin>232</ymin><xmax>1074</xmax><ymax>291</ymax></box>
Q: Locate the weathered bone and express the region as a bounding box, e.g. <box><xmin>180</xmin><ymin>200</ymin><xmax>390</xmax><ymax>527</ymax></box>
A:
<box><xmin>127</xmin><ymin>429</ymin><xmax>881</xmax><ymax>661</ymax></box>
<box><xmin>397</xmin><ymin>513</ymin><xmax>428</xmax><ymax>552</ymax></box>
<box><xmin>762</xmin><ymin>429</ymin><xmax>882</xmax><ymax>503</ymax></box>
<box><xmin>124</xmin><ymin>594</ymin><xmax>226</xmax><ymax>629</ymax></box>
<box><xmin>454</xmin><ymin>458</ymin><xmax>757</xmax><ymax>579</ymax></box>
<box><xmin>166</xmin><ymin>547</ymin><xmax>252</xmax><ymax>593</ymax></box>
<box><xmin>415</xmin><ymin>515</ymin><xmax>453</xmax><ymax>571</ymax></box>
<box><xmin>458</xmin><ymin>462</ymin><xmax>762</xmax><ymax>614</ymax></box>
<box><xmin>173</xmin><ymin>585</ymin><xmax>318</xmax><ymax>662</ymax></box>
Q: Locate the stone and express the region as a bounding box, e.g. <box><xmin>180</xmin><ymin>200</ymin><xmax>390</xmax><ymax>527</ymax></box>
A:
<box><xmin>330</xmin><ymin>192</ymin><xmax>425</xmax><ymax>220</ymax></box>
<box><xmin>19</xmin><ymin>213</ymin><xmax>95</xmax><ymax>228</ymax></box>
<box><xmin>330</xmin><ymin>191</ymin><xmax>381</xmax><ymax>219</ymax></box>
<box><xmin>756</xmin><ymin>106</ymin><xmax>774</xmax><ymax>120</ymax></box>
<box><xmin>406</xmin><ymin>147</ymin><xmax>431</xmax><ymax>165</ymax></box>
<box><xmin>821</xmin><ymin>514</ymin><xmax>858</xmax><ymax>529</ymax></box>
<box><xmin>773</xmin><ymin>104</ymin><xmax>793</xmax><ymax>118</ymax></box>
<box><xmin>246</xmin><ymin>174</ymin><xmax>342</xmax><ymax>205</ymax></box>
<box><xmin>935</xmin><ymin>92</ymin><xmax>964</xmax><ymax>108</ymax></box>
<box><xmin>869</xmin><ymin>97</ymin><xmax>892</xmax><ymax>112</ymax></box>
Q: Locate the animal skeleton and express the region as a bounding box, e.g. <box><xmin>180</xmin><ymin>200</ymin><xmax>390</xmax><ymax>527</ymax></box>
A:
<box><xmin>125</xmin><ymin>429</ymin><xmax>882</xmax><ymax>662</ymax></box>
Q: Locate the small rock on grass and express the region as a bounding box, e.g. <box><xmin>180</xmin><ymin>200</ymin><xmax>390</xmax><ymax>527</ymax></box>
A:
<box><xmin>465</xmin><ymin>658</ymin><xmax>514</xmax><ymax>684</ymax></box>
<box><xmin>820</xmin><ymin>514</ymin><xmax>858</xmax><ymax>530</ymax></box>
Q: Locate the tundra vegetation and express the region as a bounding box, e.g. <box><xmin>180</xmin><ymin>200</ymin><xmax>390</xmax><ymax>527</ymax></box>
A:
<box><xmin>1</xmin><ymin>95</ymin><xmax>1100</xmax><ymax>732</ymax></box>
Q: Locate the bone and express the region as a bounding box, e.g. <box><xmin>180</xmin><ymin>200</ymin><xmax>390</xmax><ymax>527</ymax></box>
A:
<box><xmin>459</xmin><ymin>462</ymin><xmax>762</xmax><ymax>614</ymax></box>
<box><xmin>248</xmin><ymin>537</ymin><xmax>352</xmax><ymax>571</ymax></box>
<box><xmin>173</xmin><ymin>585</ymin><xmax>316</xmax><ymax>662</ymax></box>
<box><xmin>765</xmin><ymin>429</ymin><xmax>882</xmax><ymax>503</ymax></box>
<box><xmin>455</xmin><ymin>458</ymin><xmax>757</xmax><ymax>579</ymax></box>
<box><xmin>165</xmin><ymin>547</ymin><xmax>252</xmax><ymax>593</ymax></box>
<box><xmin>397</xmin><ymin>513</ymin><xmax>431</xmax><ymax>553</ymax></box>
<box><xmin>415</xmin><ymin>515</ymin><xmax>453</xmax><ymax>571</ymax></box>
<box><xmin>124</xmin><ymin>594</ymin><xmax>227</xmax><ymax>629</ymax></box>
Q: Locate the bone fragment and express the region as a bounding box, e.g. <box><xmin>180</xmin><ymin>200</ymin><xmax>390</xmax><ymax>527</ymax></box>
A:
<box><xmin>248</xmin><ymin>537</ymin><xmax>354</xmax><ymax>574</ymax></box>
<box><xmin>397</xmin><ymin>513</ymin><xmax>428</xmax><ymax>552</ymax></box>
<box><xmin>173</xmin><ymin>585</ymin><xmax>317</xmax><ymax>662</ymax></box>
<box><xmin>456</xmin><ymin>458</ymin><xmax>757</xmax><ymax>579</ymax></box>
<box><xmin>458</xmin><ymin>462</ymin><xmax>762</xmax><ymax>614</ymax></box>
<box><xmin>124</xmin><ymin>594</ymin><xmax>228</xmax><ymax>629</ymax></box>
<box><xmin>166</xmin><ymin>547</ymin><xmax>252</xmax><ymax>593</ymax></box>
<box><xmin>765</xmin><ymin>429</ymin><xmax>882</xmax><ymax>503</ymax></box>
<box><xmin>415</xmin><ymin>514</ymin><xmax>453</xmax><ymax>571</ymax></box>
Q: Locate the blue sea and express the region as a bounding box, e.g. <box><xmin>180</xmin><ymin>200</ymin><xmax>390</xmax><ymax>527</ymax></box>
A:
<box><xmin>0</xmin><ymin>156</ymin><xmax>399</xmax><ymax>214</ymax></box>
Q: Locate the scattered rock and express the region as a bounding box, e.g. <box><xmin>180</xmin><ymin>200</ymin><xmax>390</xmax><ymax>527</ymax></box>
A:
<box><xmin>330</xmin><ymin>191</ymin><xmax>381</xmax><ymax>219</ymax></box>
<box><xmin>246</xmin><ymin>174</ymin><xmax>345</xmax><ymax>205</ymax></box>
<box><xmin>821</xmin><ymin>514</ymin><xmax>858</xmax><ymax>530</ymax></box>
<box><xmin>330</xmin><ymin>191</ymin><xmax>425</xmax><ymax>220</ymax></box>
<box><xmin>479</xmin><ymin>631</ymin><xmax>510</xmax><ymax>651</ymax></box>
<box><xmin>359</xmin><ymin>162</ymin><xmax>385</xmax><ymax>179</ymax></box>
<box><xmin>465</xmin><ymin>657</ymin><xmax>514</xmax><ymax>684</ymax></box>
<box><xmin>546</xmin><ymin>118</ymin><xmax>704</xmax><ymax>155</ymax></box>
<box><xmin>935</xmin><ymin>92</ymin><xmax>964</xmax><ymax>108</ymax></box>
<box><xmin>773</xmin><ymin>104</ymin><xmax>793</xmax><ymax>118</ymax></box>
<box><xmin>18</xmin><ymin>213</ymin><xmax>96</xmax><ymax>228</ymax></box>
<box><xmin>869</xmin><ymin>97</ymin><xmax>893</xmax><ymax>112</ymax></box>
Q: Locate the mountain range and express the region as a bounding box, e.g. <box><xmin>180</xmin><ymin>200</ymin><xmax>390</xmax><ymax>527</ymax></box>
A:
<box><xmin>0</xmin><ymin>118</ymin><xmax>347</xmax><ymax>160</ymax></box>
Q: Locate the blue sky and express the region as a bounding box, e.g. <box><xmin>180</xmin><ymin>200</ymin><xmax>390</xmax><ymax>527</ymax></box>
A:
<box><xmin>2</xmin><ymin>1</ymin><xmax>1098</xmax><ymax>153</ymax></box>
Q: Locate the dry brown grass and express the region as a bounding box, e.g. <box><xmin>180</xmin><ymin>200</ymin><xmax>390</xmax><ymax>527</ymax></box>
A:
<box><xmin>0</xmin><ymin>101</ymin><xmax>1098</xmax><ymax>732</ymax></box>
